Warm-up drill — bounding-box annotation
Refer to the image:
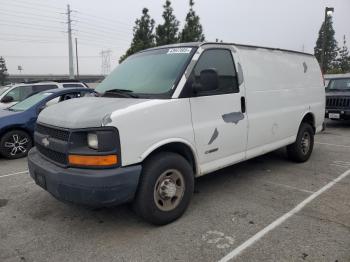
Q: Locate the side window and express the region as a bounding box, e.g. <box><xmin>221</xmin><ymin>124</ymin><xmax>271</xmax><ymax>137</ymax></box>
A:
<box><xmin>33</xmin><ymin>85</ymin><xmax>58</xmax><ymax>92</ymax></box>
<box><xmin>63</xmin><ymin>84</ymin><xmax>83</xmax><ymax>88</ymax></box>
<box><xmin>45</xmin><ymin>97</ymin><xmax>60</xmax><ymax>107</ymax></box>
<box><xmin>60</xmin><ymin>92</ymin><xmax>81</xmax><ymax>101</ymax></box>
<box><xmin>7</xmin><ymin>86</ymin><xmax>33</xmax><ymax>101</ymax></box>
<box><xmin>187</xmin><ymin>49</ymin><xmax>239</xmax><ymax>96</ymax></box>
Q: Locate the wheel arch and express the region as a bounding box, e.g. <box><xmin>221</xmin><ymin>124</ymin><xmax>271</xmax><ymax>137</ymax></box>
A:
<box><xmin>0</xmin><ymin>125</ymin><xmax>33</xmax><ymax>139</ymax></box>
<box><xmin>300</xmin><ymin>112</ymin><xmax>316</xmax><ymax>133</ymax></box>
<box><xmin>141</xmin><ymin>139</ymin><xmax>199</xmax><ymax>176</ymax></box>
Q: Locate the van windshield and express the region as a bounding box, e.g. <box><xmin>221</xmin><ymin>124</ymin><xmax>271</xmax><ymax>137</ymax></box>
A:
<box><xmin>96</xmin><ymin>47</ymin><xmax>194</xmax><ymax>97</ymax></box>
<box><xmin>326</xmin><ymin>78</ymin><xmax>350</xmax><ymax>92</ymax></box>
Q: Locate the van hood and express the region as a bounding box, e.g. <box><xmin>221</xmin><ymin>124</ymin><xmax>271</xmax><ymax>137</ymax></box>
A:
<box><xmin>37</xmin><ymin>97</ymin><xmax>153</xmax><ymax>129</ymax></box>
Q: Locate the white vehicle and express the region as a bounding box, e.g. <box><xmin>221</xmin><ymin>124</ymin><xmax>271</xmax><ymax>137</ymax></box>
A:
<box><xmin>0</xmin><ymin>80</ymin><xmax>88</xmax><ymax>109</ymax></box>
<box><xmin>28</xmin><ymin>43</ymin><xmax>325</xmax><ymax>225</ymax></box>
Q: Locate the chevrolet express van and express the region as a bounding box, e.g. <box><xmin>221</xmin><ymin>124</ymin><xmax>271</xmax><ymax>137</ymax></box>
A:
<box><xmin>28</xmin><ymin>43</ymin><xmax>325</xmax><ymax>225</ymax></box>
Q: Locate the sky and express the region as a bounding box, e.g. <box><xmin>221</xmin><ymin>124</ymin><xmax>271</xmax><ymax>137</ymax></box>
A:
<box><xmin>0</xmin><ymin>0</ymin><xmax>349</xmax><ymax>75</ymax></box>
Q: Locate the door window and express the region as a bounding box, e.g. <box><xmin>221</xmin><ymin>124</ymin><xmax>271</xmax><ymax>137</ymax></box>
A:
<box><xmin>6</xmin><ymin>86</ymin><xmax>33</xmax><ymax>101</ymax></box>
<box><xmin>33</xmin><ymin>85</ymin><xmax>58</xmax><ymax>92</ymax></box>
<box><xmin>184</xmin><ymin>49</ymin><xmax>239</xmax><ymax>97</ymax></box>
<box><xmin>63</xmin><ymin>83</ymin><xmax>84</xmax><ymax>88</ymax></box>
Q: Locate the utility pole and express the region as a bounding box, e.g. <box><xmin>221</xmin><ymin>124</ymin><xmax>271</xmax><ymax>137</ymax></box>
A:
<box><xmin>75</xmin><ymin>38</ymin><xmax>79</xmax><ymax>79</ymax></box>
<box><xmin>321</xmin><ymin>7</ymin><xmax>334</xmax><ymax>73</ymax></box>
<box><xmin>67</xmin><ymin>4</ymin><xmax>74</xmax><ymax>79</ymax></box>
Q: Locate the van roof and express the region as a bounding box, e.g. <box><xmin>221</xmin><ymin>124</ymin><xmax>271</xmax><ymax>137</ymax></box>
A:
<box><xmin>143</xmin><ymin>42</ymin><xmax>314</xmax><ymax>57</ymax></box>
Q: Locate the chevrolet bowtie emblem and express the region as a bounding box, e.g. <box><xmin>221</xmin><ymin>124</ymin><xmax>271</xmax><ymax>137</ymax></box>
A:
<box><xmin>42</xmin><ymin>137</ymin><xmax>50</xmax><ymax>147</ymax></box>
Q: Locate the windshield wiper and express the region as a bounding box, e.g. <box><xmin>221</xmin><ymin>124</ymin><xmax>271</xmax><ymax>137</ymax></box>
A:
<box><xmin>102</xmin><ymin>89</ymin><xmax>139</xmax><ymax>98</ymax></box>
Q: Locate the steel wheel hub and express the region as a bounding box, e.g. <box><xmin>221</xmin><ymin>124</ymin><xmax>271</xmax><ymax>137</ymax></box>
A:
<box><xmin>154</xmin><ymin>169</ymin><xmax>185</xmax><ymax>211</ymax></box>
<box><xmin>301</xmin><ymin>132</ymin><xmax>310</xmax><ymax>155</ymax></box>
<box><xmin>159</xmin><ymin>178</ymin><xmax>177</xmax><ymax>198</ymax></box>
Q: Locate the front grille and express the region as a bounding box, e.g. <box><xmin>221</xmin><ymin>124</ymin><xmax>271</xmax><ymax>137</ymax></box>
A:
<box><xmin>326</xmin><ymin>97</ymin><xmax>350</xmax><ymax>108</ymax></box>
<box><xmin>36</xmin><ymin>143</ymin><xmax>67</xmax><ymax>165</ymax></box>
<box><xmin>36</xmin><ymin>124</ymin><xmax>70</xmax><ymax>141</ymax></box>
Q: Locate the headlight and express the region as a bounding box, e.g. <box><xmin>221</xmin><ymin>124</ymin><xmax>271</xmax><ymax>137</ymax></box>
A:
<box><xmin>87</xmin><ymin>133</ymin><xmax>98</xmax><ymax>149</ymax></box>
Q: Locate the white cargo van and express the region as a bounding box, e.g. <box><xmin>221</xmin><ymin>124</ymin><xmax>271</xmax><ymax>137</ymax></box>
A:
<box><xmin>28</xmin><ymin>43</ymin><xmax>325</xmax><ymax>225</ymax></box>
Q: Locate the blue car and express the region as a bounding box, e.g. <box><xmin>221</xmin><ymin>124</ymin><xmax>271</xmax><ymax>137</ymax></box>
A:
<box><xmin>0</xmin><ymin>88</ymin><xmax>96</xmax><ymax>159</ymax></box>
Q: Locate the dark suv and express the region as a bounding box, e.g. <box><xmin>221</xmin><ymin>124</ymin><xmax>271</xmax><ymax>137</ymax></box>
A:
<box><xmin>325</xmin><ymin>77</ymin><xmax>350</xmax><ymax>120</ymax></box>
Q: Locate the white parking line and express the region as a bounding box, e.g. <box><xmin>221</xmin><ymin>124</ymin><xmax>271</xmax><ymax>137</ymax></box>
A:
<box><xmin>265</xmin><ymin>181</ymin><xmax>315</xmax><ymax>194</ymax></box>
<box><xmin>315</xmin><ymin>142</ymin><xmax>350</xmax><ymax>148</ymax></box>
<box><xmin>218</xmin><ymin>168</ymin><xmax>350</xmax><ymax>262</ymax></box>
<box><xmin>0</xmin><ymin>170</ymin><xmax>28</xmax><ymax>178</ymax></box>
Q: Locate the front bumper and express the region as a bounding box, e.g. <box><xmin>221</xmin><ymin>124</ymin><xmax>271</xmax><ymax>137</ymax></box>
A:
<box><xmin>325</xmin><ymin>109</ymin><xmax>350</xmax><ymax>120</ymax></box>
<box><xmin>28</xmin><ymin>148</ymin><xmax>142</xmax><ymax>207</ymax></box>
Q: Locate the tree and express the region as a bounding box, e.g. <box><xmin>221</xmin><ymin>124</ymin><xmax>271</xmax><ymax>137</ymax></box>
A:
<box><xmin>0</xmin><ymin>57</ymin><xmax>8</xmax><ymax>85</ymax></box>
<box><xmin>337</xmin><ymin>35</ymin><xmax>350</xmax><ymax>73</ymax></box>
<box><xmin>155</xmin><ymin>1</ymin><xmax>180</xmax><ymax>46</ymax></box>
<box><xmin>180</xmin><ymin>0</ymin><xmax>205</xmax><ymax>43</ymax></box>
<box><xmin>314</xmin><ymin>14</ymin><xmax>339</xmax><ymax>73</ymax></box>
<box><xmin>119</xmin><ymin>8</ymin><xmax>155</xmax><ymax>63</ymax></box>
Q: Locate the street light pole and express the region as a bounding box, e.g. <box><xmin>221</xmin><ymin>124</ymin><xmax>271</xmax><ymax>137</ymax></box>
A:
<box><xmin>320</xmin><ymin>7</ymin><xmax>334</xmax><ymax>73</ymax></box>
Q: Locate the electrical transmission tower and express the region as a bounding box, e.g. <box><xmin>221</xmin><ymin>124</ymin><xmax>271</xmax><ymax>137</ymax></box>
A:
<box><xmin>100</xmin><ymin>50</ymin><xmax>112</xmax><ymax>75</ymax></box>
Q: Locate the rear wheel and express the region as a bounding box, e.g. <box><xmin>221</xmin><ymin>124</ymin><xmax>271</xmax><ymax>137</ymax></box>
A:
<box><xmin>287</xmin><ymin>123</ymin><xmax>314</xmax><ymax>162</ymax></box>
<box><xmin>133</xmin><ymin>152</ymin><xmax>194</xmax><ymax>225</ymax></box>
<box><xmin>0</xmin><ymin>130</ymin><xmax>32</xmax><ymax>159</ymax></box>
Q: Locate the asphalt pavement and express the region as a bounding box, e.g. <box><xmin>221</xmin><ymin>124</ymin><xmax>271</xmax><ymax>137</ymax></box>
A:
<box><xmin>0</xmin><ymin>120</ymin><xmax>349</xmax><ymax>262</ymax></box>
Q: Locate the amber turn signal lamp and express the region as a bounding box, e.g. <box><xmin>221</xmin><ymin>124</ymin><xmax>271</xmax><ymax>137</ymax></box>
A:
<box><xmin>68</xmin><ymin>154</ymin><xmax>118</xmax><ymax>166</ymax></box>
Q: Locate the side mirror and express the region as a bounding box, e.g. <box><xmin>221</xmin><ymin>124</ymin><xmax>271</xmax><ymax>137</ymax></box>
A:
<box><xmin>37</xmin><ymin>105</ymin><xmax>46</xmax><ymax>114</ymax></box>
<box><xmin>1</xmin><ymin>95</ymin><xmax>14</xmax><ymax>103</ymax></box>
<box><xmin>193</xmin><ymin>69</ymin><xmax>219</xmax><ymax>94</ymax></box>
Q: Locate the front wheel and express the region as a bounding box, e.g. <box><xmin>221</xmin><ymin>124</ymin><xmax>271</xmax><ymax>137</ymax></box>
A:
<box><xmin>0</xmin><ymin>130</ymin><xmax>33</xmax><ymax>159</ymax></box>
<box><xmin>133</xmin><ymin>152</ymin><xmax>194</xmax><ymax>225</ymax></box>
<box><xmin>287</xmin><ymin>123</ymin><xmax>314</xmax><ymax>162</ymax></box>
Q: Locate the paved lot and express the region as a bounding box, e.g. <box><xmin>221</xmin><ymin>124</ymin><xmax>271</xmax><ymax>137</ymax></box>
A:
<box><xmin>0</xmin><ymin>120</ymin><xmax>349</xmax><ymax>262</ymax></box>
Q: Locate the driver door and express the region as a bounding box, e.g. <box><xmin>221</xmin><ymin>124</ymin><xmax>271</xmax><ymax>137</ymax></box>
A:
<box><xmin>187</xmin><ymin>48</ymin><xmax>248</xmax><ymax>174</ymax></box>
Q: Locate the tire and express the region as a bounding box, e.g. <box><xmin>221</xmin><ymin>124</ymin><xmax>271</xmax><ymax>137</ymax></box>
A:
<box><xmin>133</xmin><ymin>152</ymin><xmax>194</xmax><ymax>225</ymax></box>
<box><xmin>0</xmin><ymin>130</ymin><xmax>33</xmax><ymax>159</ymax></box>
<box><xmin>287</xmin><ymin>123</ymin><xmax>314</xmax><ymax>163</ymax></box>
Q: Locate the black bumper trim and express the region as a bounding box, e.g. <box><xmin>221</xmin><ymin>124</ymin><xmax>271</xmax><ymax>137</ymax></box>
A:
<box><xmin>325</xmin><ymin>109</ymin><xmax>350</xmax><ymax>120</ymax></box>
<box><xmin>28</xmin><ymin>148</ymin><xmax>142</xmax><ymax>207</ymax></box>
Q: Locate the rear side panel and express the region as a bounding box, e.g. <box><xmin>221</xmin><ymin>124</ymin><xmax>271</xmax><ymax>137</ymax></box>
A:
<box><xmin>235</xmin><ymin>46</ymin><xmax>324</xmax><ymax>159</ymax></box>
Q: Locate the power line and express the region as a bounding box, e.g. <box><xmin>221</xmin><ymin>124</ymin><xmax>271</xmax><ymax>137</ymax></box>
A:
<box><xmin>75</xmin><ymin>17</ymin><xmax>132</xmax><ymax>33</ymax></box>
<box><xmin>0</xmin><ymin>0</ymin><xmax>65</xmax><ymax>10</ymax></box>
<box><xmin>72</xmin><ymin>34</ymin><xmax>129</xmax><ymax>47</ymax></box>
<box><xmin>0</xmin><ymin>32</ymin><xmax>64</xmax><ymax>40</ymax></box>
<box><xmin>0</xmin><ymin>23</ymin><xmax>65</xmax><ymax>33</ymax></box>
<box><xmin>0</xmin><ymin>38</ymin><xmax>64</xmax><ymax>44</ymax></box>
<box><xmin>0</xmin><ymin>9</ymin><xmax>64</xmax><ymax>20</ymax></box>
<box><xmin>0</xmin><ymin>0</ymin><xmax>64</xmax><ymax>13</ymax></box>
<box><xmin>0</xmin><ymin>20</ymin><xmax>64</xmax><ymax>31</ymax></box>
<box><xmin>75</xmin><ymin>10</ymin><xmax>133</xmax><ymax>27</ymax></box>
<box><xmin>0</xmin><ymin>11</ymin><xmax>63</xmax><ymax>23</ymax></box>
<box><xmin>73</xmin><ymin>16</ymin><xmax>132</xmax><ymax>34</ymax></box>
<box><xmin>3</xmin><ymin>55</ymin><xmax>100</xmax><ymax>58</ymax></box>
<box><xmin>74</xmin><ymin>30</ymin><xmax>130</xmax><ymax>42</ymax></box>
<box><xmin>74</xmin><ymin>21</ymin><xmax>131</xmax><ymax>37</ymax></box>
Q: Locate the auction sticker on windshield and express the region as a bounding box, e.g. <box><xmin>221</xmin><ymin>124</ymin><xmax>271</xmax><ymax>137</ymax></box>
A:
<box><xmin>167</xmin><ymin>48</ymin><xmax>192</xmax><ymax>54</ymax></box>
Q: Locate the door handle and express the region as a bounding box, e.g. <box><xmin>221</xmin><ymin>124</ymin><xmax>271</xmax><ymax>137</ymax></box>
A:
<box><xmin>241</xmin><ymin>97</ymin><xmax>246</xmax><ymax>113</ymax></box>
